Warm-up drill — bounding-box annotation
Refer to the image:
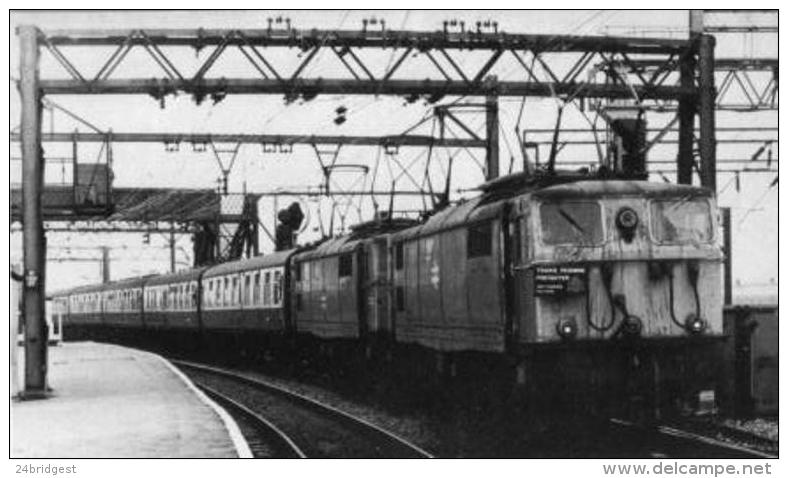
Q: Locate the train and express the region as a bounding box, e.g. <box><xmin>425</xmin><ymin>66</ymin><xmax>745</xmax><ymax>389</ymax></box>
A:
<box><xmin>53</xmin><ymin>171</ymin><xmax>726</xmax><ymax>418</ymax></box>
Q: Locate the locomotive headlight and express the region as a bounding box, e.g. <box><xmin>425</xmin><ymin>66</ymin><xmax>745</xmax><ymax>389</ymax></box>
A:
<box><xmin>685</xmin><ymin>315</ymin><xmax>707</xmax><ymax>334</ymax></box>
<box><xmin>616</xmin><ymin>207</ymin><xmax>639</xmax><ymax>230</ymax></box>
<box><xmin>556</xmin><ymin>318</ymin><xmax>577</xmax><ymax>340</ymax></box>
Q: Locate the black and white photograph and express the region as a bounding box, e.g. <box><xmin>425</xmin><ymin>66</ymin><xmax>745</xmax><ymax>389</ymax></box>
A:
<box><xmin>8</xmin><ymin>7</ymin><xmax>780</xmax><ymax>469</ymax></box>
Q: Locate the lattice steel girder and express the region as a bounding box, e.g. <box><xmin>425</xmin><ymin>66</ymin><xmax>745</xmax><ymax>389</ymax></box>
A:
<box><xmin>39</xmin><ymin>28</ymin><xmax>691</xmax><ymax>54</ymax></box>
<box><xmin>10</xmin><ymin>131</ymin><xmax>485</xmax><ymax>148</ymax></box>
<box><xmin>38</xmin><ymin>78</ymin><xmax>693</xmax><ymax>100</ymax></box>
<box><xmin>29</xmin><ymin>27</ymin><xmax>698</xmax><ymax>102</ymax></box>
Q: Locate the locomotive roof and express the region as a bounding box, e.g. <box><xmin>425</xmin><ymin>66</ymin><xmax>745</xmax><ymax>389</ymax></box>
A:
<box><xmin>531</xmin><ymin>180</ymin><xmax>713</xmax><ymax>200</ymax></box>
<box><xmin>392</xmin><ymin>194</ymin><xmax>509</xmax><ymax>242</ymax></box>
<box><xmin>146</xmin><ymin>266</ymin><xmax>209</xmax><ymax>286</ymax></box>
<box><xmin>292</xmin><ymin>235</ymin><xmax>361</xmax><ymax>262</ymax></box>
<box><xmin>204</xmin><ymin>249</ymin><xmax>297</xmax><ymax>278</ymax></box>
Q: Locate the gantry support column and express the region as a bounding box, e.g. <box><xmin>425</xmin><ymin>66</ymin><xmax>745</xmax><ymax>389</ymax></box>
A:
<box><xmin>677</xmin><ymin>49</ymin><xmax>696</xmax><ymax>185</ymax></box>
<box><xmin>19</xmin><ymin>25</ymin><xmax>48</xmax><ymax>398</ymax></box>
<box><xmin>485</xmin><ymin>91</ymin><xmax>499</xmax><ymax>180</ymax></box>
<box><xmin>698</xmin><ymin>34</ymin><xmax>717</xmax><ymax>192</ymax></box>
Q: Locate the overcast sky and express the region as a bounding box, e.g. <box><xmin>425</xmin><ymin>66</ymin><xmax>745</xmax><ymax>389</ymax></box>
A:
<box><xmin>8</xmin><ymin>10</ymin><xmax>778</xmax><ymax>300</ymax></box>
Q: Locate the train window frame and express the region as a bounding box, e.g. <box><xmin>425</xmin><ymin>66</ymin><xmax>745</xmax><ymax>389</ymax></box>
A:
<box><xmin>263</xmin><ymin>271</ymin><xmax>272</xmax><ymax>306</ymax></box>
<box><xmin>538</xmin><ymin>201</ymin><xmax>605</xmax><ymax>247</ymax></box>
<box><xmin>273</xmin><ymin>270</ymin><xmax>282</xmax><ymax>306</ymax></box>
<box><xmin>467</xmin><ymin>220</ymin><xmax>494</xmax><ymax>258</ymax></box>
<box><xmin>394</xmin><ymin>243</ymin><xmax>404</xmax><ymax>270</ymax></box>
<box><xmin>253</xmin><ymin>272</ymin><xmax>261</xmax><ymax>305</ymax></box>
<box><xmin>338</xmin><ymin>253</ymin><xmax>353</xmax><ymax>277</ymax></box>
<box><xmin>649</xmin><ymin>197</ymin><xmax>714</xmax><ymax>245</ymax></box>
<box><xmin>243</xmin><ymin>274</ymin><xmax>252</xmax><ymax>306</ymax></box>
<box><xmin>232</xmin><ymin>276</ymin><xmax>240</xmax><ymax>306</ymax></box>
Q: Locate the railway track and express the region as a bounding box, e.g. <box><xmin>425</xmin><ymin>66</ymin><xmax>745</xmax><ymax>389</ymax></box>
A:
<box><xmin>663</xmin><ymin>418</ymin><xmax>779</xmax><ymax>456</ymax></box>
<box><xmin>172</xmin><ymin>359</ymin><xmax>434</xmax><ymax>459</ymax></box>
<box><xmin>197</xmin><ymin>383</ymin><xmax>306</xmax><ymax>458</ymax></box>
<box><xmin>609</xmin><ymin>418</ymin><xmax>777</xmax><ymax>459</ymax></box>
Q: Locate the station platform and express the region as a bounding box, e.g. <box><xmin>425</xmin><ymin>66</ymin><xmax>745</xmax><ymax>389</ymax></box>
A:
<box><xmin>11</xmin><ymin>341</ymin><xmax>251</xmax><ymax>458</ymax></box>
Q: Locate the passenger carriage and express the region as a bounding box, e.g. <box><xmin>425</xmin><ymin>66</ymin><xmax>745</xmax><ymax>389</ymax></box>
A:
<box><xmin>200</xmin><ymin>251</ymin><xmax>295</xmax><ymax>357</ymax></box>
<box><xmin>144</xmin><ymin>268</ymin><xmax>205</xmax><ymax>331</ymax></box>
<box><xmin>100</xmin><ymin>277</ymin><xmax>146</xmax><ymax>332</ymax></box>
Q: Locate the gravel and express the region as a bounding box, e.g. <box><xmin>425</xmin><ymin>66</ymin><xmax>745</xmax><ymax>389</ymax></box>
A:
<box><xmin>722</xmin><ymin>418</ymin><xmax>779</xmax><ymax>442</ymax></box>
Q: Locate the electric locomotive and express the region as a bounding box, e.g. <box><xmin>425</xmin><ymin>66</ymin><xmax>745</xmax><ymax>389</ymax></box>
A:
<box><xmin>54</xmin><ymin>171</ymin><xmax>725</xmax><ymax>418</ymax></box>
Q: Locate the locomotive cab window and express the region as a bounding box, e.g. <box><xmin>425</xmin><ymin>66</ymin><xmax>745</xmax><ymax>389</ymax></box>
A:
<box><xmin>540</xmin><ymin>201</ymin><xmax>603</xmax><ymax>246</ymax></box>
<box><xmin>651</xmin><ymin>198</ymin><xmax>712</xmax><ymax>244</ymax></box>
<box><xmin>467</xmin><ymin>221</ymin><xmax>493</xmax><ymax>258</ymax></box>
<box><xmin>339</xmin><ymin>253</ymin><xmax>353</xmax><ymax>277</ymax></box>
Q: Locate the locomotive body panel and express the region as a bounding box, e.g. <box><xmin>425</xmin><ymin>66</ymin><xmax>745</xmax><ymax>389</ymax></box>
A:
<box><xmin>516</xmin><ymin>180</ymin><xmax>723</xmax><ymax>344</ymax></box>
<box><xmin>392</xmin><ymin>198</ymin><xmax>508</xmax><ymax>352</ymax></box>
<box><xmin>292</xmin><ymin>237</ymin><xmax>362</xmax><ymax>339</ymax></box>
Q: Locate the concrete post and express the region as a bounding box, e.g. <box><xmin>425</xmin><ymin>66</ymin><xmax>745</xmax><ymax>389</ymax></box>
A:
<box><xmin>19</xmin><ymin>25</ymin><xmax>48</xmax><ymax>398</ymax></box>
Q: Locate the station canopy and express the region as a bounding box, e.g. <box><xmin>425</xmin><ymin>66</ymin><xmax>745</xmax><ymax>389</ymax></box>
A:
<box><xmin>10</xmin><ymin>185</ymin><xmax>257</xmax><ymax>223</ymax></box>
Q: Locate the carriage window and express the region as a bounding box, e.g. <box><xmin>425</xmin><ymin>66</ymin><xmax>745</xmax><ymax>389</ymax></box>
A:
<box><xmin>244</xmin><ymin>275</ymin><xmax>251</xmax><ymax>305</ymax></box>
<box><xmin>651</xmin><ymin>198</ymin><xmax>712</xmax><ymax>244</ymax></box>
<box><xmin>263</xmin><ymin>272</ymin><xmax>272</xmax><ymax>306</ymax></box>
<box><xmin>232</xmin><ymin>277</ymin><xmax>239</xmax><ymax>305</ymax></box>
<box><xmin>395</xmin><ymin>243</ymin><xmax>404</xmax><ymax>270</ymax></box>
<box><xmin>253</xmin><ymin>272</ymin><xmax>261</xmax><ymax>305</ymax></box>
<box><xmin>273</xmin><ymin>270</ymin><xmax>282</xmax><ymax>305</ymax></box>
<box><xmin>467</xmin><ymin>221</ymin><xmax>493</xmax><ymax>258</ymax></box>
<box><xmin>222</xmin><ymin>278</ymin><xmax>229</xmax><ymax>306</ymax></box>
<box><xmin>339</xmin><ymin>254</ymin><xmax>353</xmax><ymax>277</ymax></box>
<box><xmin>396</xmin><ymin>286</ymin><xmax>405</xmax><ymax>312</ymax></box>
<box><xmin>540</xmin><ymin>202</ymin><xmax>603</xmax><ymax>246</ymax></box>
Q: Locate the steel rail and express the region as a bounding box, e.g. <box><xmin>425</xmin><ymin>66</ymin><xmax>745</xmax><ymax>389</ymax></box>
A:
<box><xmin>172</xmin><ymin>359</ymin><xmax>434</xmax><ymax>458</ymax></box>
<box><xmin>610</xmin><ymin>418</ymin><xmax>777</xmax><ymax>459</ymax></box>
<box><xmin>196</xmin><ymin>382</ymin><xmax>307</xmax><ymax>458</ymax></box>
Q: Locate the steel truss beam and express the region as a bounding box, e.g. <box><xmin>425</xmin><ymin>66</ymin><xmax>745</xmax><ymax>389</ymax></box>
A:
<box><xmin>30</xmin><ymin>27</ymin><xmax>697</xmax><ymax>102</ymax></box>
<box><xmin>619</xmin><ymin>57</ymin><xmax>778</xmax><ymax>111</ymax></box>
<box><xmin>38</xmin><ymin>78</ymin><xmax>692</xmax><ymax>100</ymax></box>
<box><xmin>10</xmin><ymin>131</ymin><xmax>485</xmax><ymax>148</ymax></box>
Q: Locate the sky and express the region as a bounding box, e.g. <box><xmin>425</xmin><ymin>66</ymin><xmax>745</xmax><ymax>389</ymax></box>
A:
<box><xmin>7</xmin><ymin>10</ymin><xmax>778</xmax><ymax>300</ymax></box>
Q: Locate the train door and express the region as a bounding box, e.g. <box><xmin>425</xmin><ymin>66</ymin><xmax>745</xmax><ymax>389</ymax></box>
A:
<box><xmin>364</xmin><ymin>237</ymin><xmax>391</xmax><ymax>337</ymax></box>
<box><xmin>511</xmin><ymin>212</ymin><xmax>531</xmax><ymax>343</ymax></box>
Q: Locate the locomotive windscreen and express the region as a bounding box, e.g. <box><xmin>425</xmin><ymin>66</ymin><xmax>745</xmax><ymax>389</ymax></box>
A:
<box><xmin>651</xmin><ymin>198</ymin><xmax>713</xmax><ymax>244</ymax></box>
<box><xmin>539</xmin><ymin>202</ymin><xmax>603</xmax><ymax>246</ymax></box>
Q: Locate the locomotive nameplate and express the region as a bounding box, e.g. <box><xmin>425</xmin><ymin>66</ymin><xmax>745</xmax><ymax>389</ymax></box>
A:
<box><xmin>534</xmin><ymin>266</ymin><xmax>587</xmax><ymax>296</ymax></box>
